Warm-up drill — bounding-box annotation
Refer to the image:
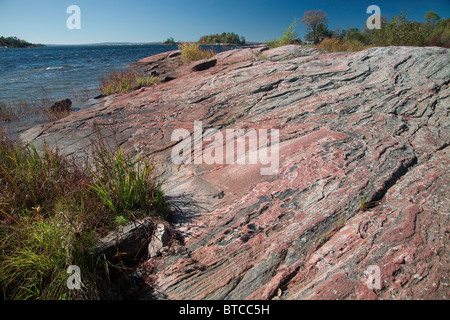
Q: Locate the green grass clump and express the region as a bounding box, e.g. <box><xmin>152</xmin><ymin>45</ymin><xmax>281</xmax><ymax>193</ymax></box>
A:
<box><xmin>358</xmin><ymin>192</ymin><xmax>380</xmax><ymax>212</ymax></box>
<box><xmin>89</xmin><ymin>139</ymin><xmax>170</xmax><ymax>218</ymax></box>
<box><xmin>99</xmin><ymin>69</ymin><xmax>160</xmax><ymax>96</ymax></box>
<box><xmin>178</xmin><ymin>42</ymin><xmax>214</xmax><ymax>63</ymax></box>
<box><xmin>0</xmin><ymin>131</ymin><xmax>171</xmax><ymax>299</ymax></box>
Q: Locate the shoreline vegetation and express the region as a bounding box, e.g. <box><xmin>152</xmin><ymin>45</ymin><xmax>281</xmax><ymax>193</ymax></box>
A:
<box><xmin>0</xmin><ymin>36</ymin><xmax>45</xmax><ymax>48</ymax></box>
<box><xmin>0</xmin><ymin>128</ymin><xmax>172</xmax><ymax>299</ymax></box>
<box><xmin>178</xmin><ymin>42</ymin><xmax>214</xmax><ymax>63</ymax></box>
<box><xmin>0</xmin><ymin>86</ymin><xmax>94</xmax><ymax>129</ymax></box>
<box><xmin>99</xmin><ymin>69</ymin><xmax>161</xmax><ymax>96</ymax></box>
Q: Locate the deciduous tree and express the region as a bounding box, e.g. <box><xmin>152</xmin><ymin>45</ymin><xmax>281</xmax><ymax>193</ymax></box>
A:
<box><xmin>301</xmin><ymin>10</ymin><xmax>328</xmax><ymax>44</ymax></box>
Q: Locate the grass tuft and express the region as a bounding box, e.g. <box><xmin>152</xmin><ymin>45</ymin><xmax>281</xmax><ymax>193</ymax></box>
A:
<box><xmin>99</xmin><ymin>69</ymin><xmax>160</xmax><ymax>96</ymax></box>
<box><xmin>178</xmin><ymin>42</ymin><xmax>214</xmax><ymax>64</ymax></box>
<box><xmin>88</xmin><ymin>137</ymin><xmax>171</xmax><ymax>220</ymax></box>
<box><xmin>358</xmin><ymin>192</ymin><xmax>380</xmax><ymax>212</ymax></box>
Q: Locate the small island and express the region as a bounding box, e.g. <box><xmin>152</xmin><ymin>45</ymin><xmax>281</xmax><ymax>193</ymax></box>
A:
<box><xmin>0</xmin><ymin>36</ymin><xmax>45</xmax><ymax>48</ymax></box>
<box><xmin>163</xmin><ymin>32</ymin><xmax>246</xmax><ymax>46</ymax></box>
<box><xmin>199</xmin><ymin>32</ymin><xmax>245</xmax><ymax>45</ymax></box>
<box><xmin>163</xmin><ymin>37</ymin><xmax>177</xmax><ymax>45</ymax></box>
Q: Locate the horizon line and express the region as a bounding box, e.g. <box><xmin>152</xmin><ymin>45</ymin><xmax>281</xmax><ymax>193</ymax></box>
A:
<box><xmin>35</xmin><ymin>41</ymin><xmax>266</xmax><ymax>46</ymax></box>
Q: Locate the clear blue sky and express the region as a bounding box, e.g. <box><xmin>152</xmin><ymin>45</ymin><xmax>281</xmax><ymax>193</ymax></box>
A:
<box><xmin>0</xmin><ymin>0</ymin><xmax>449</xmax><ymax>44</ymax></box>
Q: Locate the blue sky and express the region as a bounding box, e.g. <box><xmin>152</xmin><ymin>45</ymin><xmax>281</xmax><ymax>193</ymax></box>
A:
<box><xmin>0</xmin><ymin>0</ymin><xmax>449</xmax><ymax>44</ymax></box>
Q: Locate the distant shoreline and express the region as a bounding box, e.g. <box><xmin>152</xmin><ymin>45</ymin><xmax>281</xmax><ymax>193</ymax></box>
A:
<box><xmin>0</xmin><ymin>36</ymin><xmax>45</xmax><ymax>48</ymax></box>
<box><xmin>37</xmin><ymin>42</ymin><xmax>266</xmax><ymax>47</ymax></box>
<box><xmin>0</xmin><ymin>45</ymin><xmax>46</xmax><ymax>49</ymax></box>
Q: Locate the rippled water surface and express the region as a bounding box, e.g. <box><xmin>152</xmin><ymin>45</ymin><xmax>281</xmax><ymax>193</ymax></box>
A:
<box><xmin>0</xmin><ymin>44</ymin><xmax>181</xmax><ymax>107</ymax></box>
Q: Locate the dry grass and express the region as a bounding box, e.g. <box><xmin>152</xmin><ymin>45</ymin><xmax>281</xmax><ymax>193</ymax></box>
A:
<box><xmin>178</xmin><ymin>42</ymin><xmax>214</xmax><ymax>64</ymax></box>
<box><xmin>0</xmin><ymin>99</ymin><xmax>54</xmax><ymax>124</ymax></box>
<box><xmin>316</xmin><ymin>38</ymin><xmax>369</xmax><ymax>52</ymax></box>
<box><xmin>99</xmin><ymin>69</ymin><xmax>160</xmax><ymax>96</ymax></box>
<box><xmin>0</xmin><ymin>86</ymin><xmax>95</xmax><ymax>126</ymax></box>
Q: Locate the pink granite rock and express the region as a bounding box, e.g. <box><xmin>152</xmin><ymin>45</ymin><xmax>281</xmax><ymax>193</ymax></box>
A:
<box><xmin>21</xmin><ymin>45</ymin><xmax>450</xmax><ymax>300</ymax></box>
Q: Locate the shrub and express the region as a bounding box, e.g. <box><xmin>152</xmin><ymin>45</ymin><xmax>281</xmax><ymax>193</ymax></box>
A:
<box><xmin>429</xmin><ymin>18</ymin><xmax>450</xmax><ymax>47</ymax></box>
<box><xmin>313</xmin><ymin>11</ymin><xmax>449</xmax><ymax>50</ymax></box>
<box><xmin>316</xmin><ymin>38</ymin><xmax>340</xmax><ymax>52</ymax></box>
<box><xmin>267</xmin><ymin>18</ymin><xmax>301</xmax><ymax>49</ymax></box>
<box><xmin>178</xmin><ymin>42</ymin><xmax>214</xmax><ymax>63</ymax></box>
<box><xmin>367</xmin><ymin>12</ymin><xmax>428</xmax><ymax>47</ymax></box>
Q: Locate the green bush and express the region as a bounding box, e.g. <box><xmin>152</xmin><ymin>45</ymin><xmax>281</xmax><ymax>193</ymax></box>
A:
<box><xmin>365</xmin><ymin>12</ymin><xmax>430</xmax><ymax>47</ymax></box>
<box><xmin>429</xmin><ymin>18</ymin><xmax>450</xmax><ymax>47</ymax></box>
<box><xmin>89</xmin><ymin>143</ymin><xmax>170</xmax><ymax>217</ymax></box>
<box><xmin>267</xmin><ymin>18</ymin><xmax>301</xmax><ymax>49</ymax></box>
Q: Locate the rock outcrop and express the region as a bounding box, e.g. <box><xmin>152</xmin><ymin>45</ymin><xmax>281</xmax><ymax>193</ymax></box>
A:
<box><xmin>49</xmin><ymin>98</ymin><xmax>73</xmax><ymax>115</ymax></box>
<box><xmin>130</xmin><ymin>50</ymin><xmax>184</xmax><ymax>81</ymax></box>
<box><xmin>20</xmin><ymin>45</ymin><xmax>450</xmax><ymax>300</ymax></box>
<box><xmin>92</xmin><ymin>218</ymin><xmax>154</xmax><ymax>264</ymax></box>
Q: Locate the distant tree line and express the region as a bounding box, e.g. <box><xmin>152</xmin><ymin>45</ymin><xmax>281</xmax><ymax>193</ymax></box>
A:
<box><xmin>269</xmin><ymin>10</ymin><xmax>449</xmax><ymax>50</ymax></box>
<box><xmin>302</xmin><ymin>10</ymin><xmax>449</xmax><ymax>47</ymax></box>
<box><xmin>0</xmin><ymin>36</ymin><xmax>43</xmax><ymax>48</ymax></box>
<box><xmin>163</xmin><ymin>32</ymin><xmax>246</xmax><ymax>46</ymax></box>
<box><xmin>198</xmin><ymin>32</ymin><xmax>245</xmax><ymax>45</ymax></box>
<box><xmin>363</xmin><ymin>11</ymin><xmax>449</xmax><ymax>47</ymax></box>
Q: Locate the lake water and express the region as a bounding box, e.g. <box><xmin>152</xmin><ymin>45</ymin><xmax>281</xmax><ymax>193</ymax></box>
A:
<box><xmin>0</xmin><ymin>44</ymin><xmax>180</xmax><ymax>107</ymax></box>
<box><xmin>0</xmin><ymin>44</ymin><xmax>237</xmax><ymax>135</ymax></box>
<box><xmin>0</xmin><ymin>44</ymin><xmax>238</xmax><ymax>108</ymax></box>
